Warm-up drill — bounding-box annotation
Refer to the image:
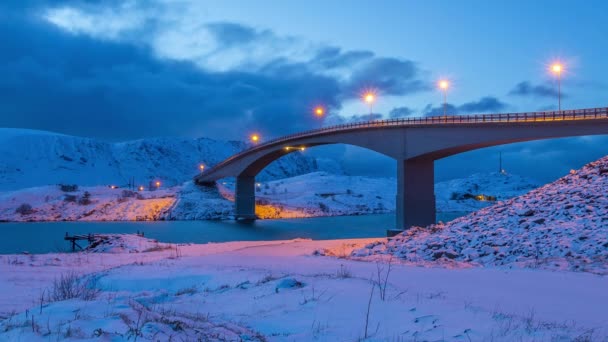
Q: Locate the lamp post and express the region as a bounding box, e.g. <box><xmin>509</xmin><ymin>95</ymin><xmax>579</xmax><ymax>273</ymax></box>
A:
<box><xmin>363</xmin><ymin>92</ymin><xmax>375</xmax><ymax>121</ymax></box>
<box><xmin>551</xmin><ymin>63</ymin><xmax>563</xmax><ymax>111</ymax></box>
<box><xmin>438</xmin><ymin>80</ymin><xmax>449</xmax><ymax>117</ymax></box>
<box><xmin>199</xmin><ymin>164</ymin><xmax>205</xmax><ymax>174</ymax></box>
<box><xmin>250</xmin><ymin>134</ymin><xmax>260</xmax><ymax>144</ymax></box>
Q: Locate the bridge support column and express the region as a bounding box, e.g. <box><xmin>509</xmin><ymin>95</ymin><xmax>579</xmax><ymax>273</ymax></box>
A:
<box><xmin>235</xmin><ymin>176</ymin><xmax>257</xmax><ymax>220</ymax></box>
<box><xmin>395</xmin><ymin>158</ymin><xmax>435</xmax><ymax>231</ymax></box>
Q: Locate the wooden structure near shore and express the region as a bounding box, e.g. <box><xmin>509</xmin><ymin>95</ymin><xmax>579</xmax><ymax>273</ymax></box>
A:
<box><xmin>64</xmin><ymin>231</ymin><xmax>145</xmax><ymax>251</ymax></box>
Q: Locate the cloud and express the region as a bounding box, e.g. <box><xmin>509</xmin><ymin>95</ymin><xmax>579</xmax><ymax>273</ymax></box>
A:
<box><xmin>311</xmin><ymin>47</ymin><xmax>375</xmax><ymax>69</ymax></box>
<box><xmin>0</xmin><ymin>1</ymin><xmax>433</xmax><ymax>143</ymax></box>
<box><xmin>508</xmin><ymin>81</ymin><xmax>561</xmax><ymax>98</ymax></box>
<box><xmin>342</xmin><ymin>57</ymin><xmax>428</xmax><ymax>98</ymax></box>
<box><xmin>41</xmin><ymin>3</ymin><xmax>429</xmax><ymax>97</ymax></box>
<box><xmin>422</xmin><ymin>96</ymin><xmax>508</xmax><ymax>116</ymax></box>
<box><xmin>458</xmin><ymin>96</ymin><xmax>508</xmax><ymax>113</ymax></box>
<box><xmin>0</xmin><ymin>9</ymin><xmax>343</xmax><ymax>141</ymax></box>
<box><xmin>389</xmin><ymin>107</ymin><xmax>415</xmax><ymax>118</ymax></box>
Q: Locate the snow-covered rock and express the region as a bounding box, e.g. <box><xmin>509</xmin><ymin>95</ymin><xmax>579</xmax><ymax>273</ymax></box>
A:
<box><xmin>352</xmin><ymin>157</ymin><xmax>608</xmax><ymax>274</ymax></box>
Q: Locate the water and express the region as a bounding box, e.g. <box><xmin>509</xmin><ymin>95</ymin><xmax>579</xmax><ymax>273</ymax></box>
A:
<box><xmin>0</xmin><ymin>212</ymin><xmax>466</xmax><ymax>254</ymax></box>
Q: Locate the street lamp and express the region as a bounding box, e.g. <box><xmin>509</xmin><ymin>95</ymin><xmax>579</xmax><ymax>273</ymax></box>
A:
<box><xmin>199</xmin><ymin>164</ymin><xmax>205</xmax><ymax>173</ymax></box>
<box><xmin>551</xmin><ymin>63</ymin><xmax>563</xmax><ymax>111</ymax></box>
<box><xmin>438</xmin><ymin>80</ymin><xmax>449</xmax><ymax>117</ymax></box>
<box><xmin>314</xmin><ymin>106</ymin><xmax>325</xmax><ymax>117</ymax></box>
<box><xmin>250</xmin><ymin>134</ymin><xmax>260</xmax><ymax>143</ymax></box>
<box><xmin>363</xmin><ymin>92</ymin><xmax>375</xmax><ymax>121</ymax></box>
<box><xmin>155</xmin><ymin>181</ymin><xmax>161</xmax><ymax>188</ymax></box>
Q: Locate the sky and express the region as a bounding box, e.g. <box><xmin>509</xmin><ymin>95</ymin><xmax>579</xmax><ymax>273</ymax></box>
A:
<box><xmin>1</xmin><ymin>0</ymin><xmax>608</xmax><ymax>182</ymax></box>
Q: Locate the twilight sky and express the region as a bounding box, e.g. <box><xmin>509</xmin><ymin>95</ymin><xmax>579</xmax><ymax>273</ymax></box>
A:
<box><xmin>1</xmin><ymin>0</ymin><xmax>608</xmax><ymax>182</ymax></box>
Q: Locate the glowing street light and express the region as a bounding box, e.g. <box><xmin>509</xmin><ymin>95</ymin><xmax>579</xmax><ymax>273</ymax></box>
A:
<box><xmin>314</xmin><ymin>106</ymin><xmax>325</xmax><ymax>117</ymax></box>
<box><xmin>250</xmin><ymin>134</ymin><xmax>260</xmax><ymax>143</ymax></box>
<box><xmin>138</xmin><ymin>186</ymin><xmax>144</xmax><ymax>191</ymax></box>
<box><xmin>438</xmin><ymin>80</ymin><xmax>449</xmax><ymax>117</ymax></box>
<box><xmin>363</xmin><ymin>92</ymin><xmax>376</xmax><ymax>121</ymax></box>
<box><xmin>155</xmin><ymin>181</ymin><xmax>161</xmax><ymax>188</ymax></box>
<box><xmin>199</xmin><ymin>164</ymin><xmax>205</xmax><ymax>173</ymax></box>
<box><xmin>551</xmin><ymin>62</ymin><xmax>564</xmax><ymax>111</ymax></box>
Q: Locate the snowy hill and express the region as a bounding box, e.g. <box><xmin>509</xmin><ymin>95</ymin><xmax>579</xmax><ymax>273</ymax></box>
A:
<box><xmin>353</xmin><ymin>157</ymin><xmax>608</xmax><ymax>274</ymax></box>
<box><xmin>0</xmin><ymin>171</ymin><xmax>541</xmax><ymax>222</ymax></box>
<box><xmin>0</xmin><ymin>128</ymin><xmax>318</xmax><ymax>191</ymax></box>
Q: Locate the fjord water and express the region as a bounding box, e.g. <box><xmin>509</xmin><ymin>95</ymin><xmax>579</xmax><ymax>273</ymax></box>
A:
<box><xmin>0</xmin><ymin>213</ymin><xmax>465</xmax><ymax>254</ymax></box>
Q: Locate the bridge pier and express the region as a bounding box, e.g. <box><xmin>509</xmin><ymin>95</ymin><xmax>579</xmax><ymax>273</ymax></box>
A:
<box><xmin>235</xmin><ymin>176</ymin><xmax>257</xmax><ymax>220</ymax></box>
<box><xmin>395</xmin><ymin>158</ymin><xmax>436</xmax><ymax>231</ymax></box>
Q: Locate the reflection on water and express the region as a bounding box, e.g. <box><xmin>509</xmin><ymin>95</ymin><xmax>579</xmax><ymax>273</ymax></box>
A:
<box><xmin>0</xmin><ymin>212</ymin><xmax>467</xmax><ymax>254</ymax></box>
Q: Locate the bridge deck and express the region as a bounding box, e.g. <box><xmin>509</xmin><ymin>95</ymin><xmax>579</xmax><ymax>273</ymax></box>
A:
<box><xmin>203</xmin><ymin>107</ymin><xmax>608</xmax><ymax>176</ymax></box>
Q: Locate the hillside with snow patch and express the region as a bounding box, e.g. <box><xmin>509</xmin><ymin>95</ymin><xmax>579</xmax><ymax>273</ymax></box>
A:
<box><xmin>353</xmin><ymin>157</ymin><xmax>608</xmax><ymax>274</ymax></box>
<box><xmin>0</xmin><ymin>128</ymin><xmax>318</xmax><ymax>191</ymax></box>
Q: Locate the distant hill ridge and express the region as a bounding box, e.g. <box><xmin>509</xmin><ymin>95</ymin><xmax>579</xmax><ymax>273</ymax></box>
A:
<box><xmin>0</xmin><ymin>128</ymin><xmax>318</xmax><ymax>191</ymax></box>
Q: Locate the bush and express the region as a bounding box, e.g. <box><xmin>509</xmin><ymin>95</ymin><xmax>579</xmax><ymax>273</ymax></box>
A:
<box><xmin>15</xmin><ymin>203</ymin><xmax>33</xmax><ymax>215</ymax></box>
<box><xmin>48</xmin><ymin>272</ymin><xmax>99</xmax><ymax>302</ymax></box>
<box><xmin>59</xmin><ymin>184</ymin><xmax>78</xmax><ymax>192</ymax></box>
<box><xmin>78</xmin><ymin>191</ymin><xmax>92</xmax><ymax>205</ymax></box>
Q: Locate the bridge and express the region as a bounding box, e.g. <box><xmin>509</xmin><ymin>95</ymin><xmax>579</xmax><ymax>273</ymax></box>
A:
<box><xmin>195</xmin><ymin>107</ymin><xmax>608</xmax><ymax>231</ymax></box>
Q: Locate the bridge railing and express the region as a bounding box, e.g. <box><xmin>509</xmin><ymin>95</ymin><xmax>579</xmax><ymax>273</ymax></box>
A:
<box><xmin>201</xmin><ymin>107</ymin><xmax>608</xmax><ymax>177</ymax></box>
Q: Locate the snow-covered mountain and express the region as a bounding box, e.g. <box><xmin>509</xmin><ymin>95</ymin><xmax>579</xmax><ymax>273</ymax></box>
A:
<box><xmin>353</xmin><ymin>156</ymin><xmax>608</xmax><ymax>274</ymax></box>
<box><xmin>0</xmin><ymin>128</ymin><xmax>318</xmax><ymax>191</ymax></box>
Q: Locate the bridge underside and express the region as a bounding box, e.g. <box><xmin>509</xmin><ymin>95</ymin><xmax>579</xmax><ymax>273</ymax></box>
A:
<box><xmin>234</xmin><ymin>157</ymin><xmax>436</xmax><ymax>229</ymax></box>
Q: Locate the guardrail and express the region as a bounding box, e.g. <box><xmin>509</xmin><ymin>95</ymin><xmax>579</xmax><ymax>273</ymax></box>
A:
<box><xmin>199</xmin><ymin>107</ymin><xmax>608</xmax><ymax>177</ymax></box>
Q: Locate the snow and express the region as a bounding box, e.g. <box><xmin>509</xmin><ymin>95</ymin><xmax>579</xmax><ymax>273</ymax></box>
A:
<box><xmin>0</xmin><ymin>185</ymin><xmax>177</xmax><ymax>222</ymax></box>
<box><xmin>1</xmin><ymin>171</ymin><xmax>539</xmax><ymax>222</ymax></box>
<box><xmin>0</xmin><ymin>128</ymin><xmax>318</xmax><ymax>191</ymax></box>
<box><xmin>353</xmin><ymin>156</ymin><xmax>608</xmax><ymax>275</ymax></box>
<box><xmin>0</xmin><ymin>235</ymin><xmax>605</xmax><ymax>341</ymax></box>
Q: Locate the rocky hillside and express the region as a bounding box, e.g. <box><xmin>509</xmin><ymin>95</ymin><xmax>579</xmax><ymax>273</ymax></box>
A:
<box><xmin>0</xmin><ymin>128</ymin><xmax>317</xmax><ymax>190</ymax></box>
<box><xmin>353</xmin><ymin>157</ymin><xmax>608</xmax><ymax>274</ymax></box>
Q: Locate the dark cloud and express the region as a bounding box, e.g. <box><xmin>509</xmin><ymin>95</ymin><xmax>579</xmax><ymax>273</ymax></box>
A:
<box><xmin>422</xmin><ymin>96</ymin><xmax>507</xmax><ymax>116</ymax></box>
<box><xmin>343</xmin><ymin>57</ymin><xmax>428</xmax><ymax>97</ymax></box>
<box><xmin>389</xmin><ymin>106</ymin><xmax>414</xmax><ymax>118</ymax></box>
<box><xmin>0</xmin><ymin>9</ymin><xmax>345</xmax><ymax>141</ymax></box>
<box><xmin>458</xmin><ymin>96</ymin><xmax>508</xmax><ymax>113</ymax></box>
<box><xmin>312</xmin><ymin>47</ymin><xmax>375</xmax><ymax>69</ymax></box>
<box><xmin>508</xmin><ymin>81</ymin><xmax>561</xmax><ymax>98</ymax></box>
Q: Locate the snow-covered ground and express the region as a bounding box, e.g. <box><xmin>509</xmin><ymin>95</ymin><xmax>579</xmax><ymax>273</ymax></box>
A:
<box><xmin>354</xmin><ymin>156</ymin><xmax>608</xmax><ymax>275</ymax></box>
<box><xmin>0</xmin><ymin>128</ymin><xmax>318</xmax><ymax>191</ymax></box>
<box><xmin>0</xmin><ymin>171</ymin><xmax>539</xmax><ymax>222</ymax></box>
<box><xmin>0</xmin><ymin>235</ymin><xmax>605</xmax><ymax>341</ymax></box>
<box><xmin>0</xmin><ymin>185</ymin><xmax>178</xmax><ymax>222</ymax></box>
